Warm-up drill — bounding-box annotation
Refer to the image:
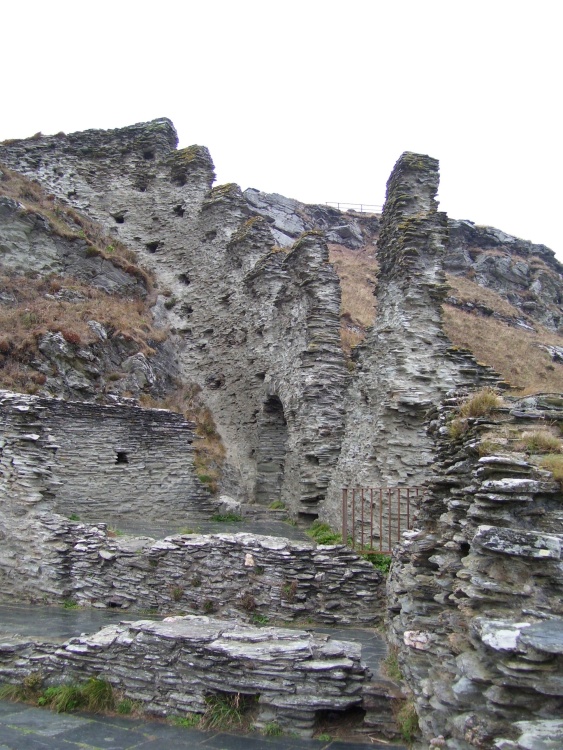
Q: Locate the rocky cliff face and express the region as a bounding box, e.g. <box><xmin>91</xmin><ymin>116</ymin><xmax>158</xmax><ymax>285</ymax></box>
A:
<box><xmin>445</xmin><ymin>220</ymin><xmax>563</xmax><ymax>331</ymax></box>
<box><xmin>1</xmin><ymin>119</ymin><xmax>562</xmax><ymax>520</ymax></box>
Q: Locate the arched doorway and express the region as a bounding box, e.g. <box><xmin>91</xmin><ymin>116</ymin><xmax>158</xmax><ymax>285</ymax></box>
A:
<box><xmin>255</xmin><ymin>396</ymin><xmax>288</xmax><ymax>505</ymax></box>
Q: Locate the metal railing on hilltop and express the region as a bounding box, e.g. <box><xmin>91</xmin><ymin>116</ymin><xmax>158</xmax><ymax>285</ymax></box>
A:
<box><xmin>326</xmin><ymin>202</ymin><xmax>383</xmax><ymax>214</ymax></box>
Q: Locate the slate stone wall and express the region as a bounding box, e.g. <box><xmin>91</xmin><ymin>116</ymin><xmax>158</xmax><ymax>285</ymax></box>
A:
<box><xmin>0</xmin><ymin>390</ymin><xmax>217</xmax><ymax>600</ymax></box>
<box><xmin>387</xmin><ymin>393</ymin><xmax>563</xmax><ymax>748</ymax></box>
<box><xmin>64</xmin><ymin>528</ymin><xmax>384</xmax><ymax>624</ymax></box>
<box><xmin>0</xmin><ymin>123</ymin><xmax>349</xmax><ymax>519</ymax></box>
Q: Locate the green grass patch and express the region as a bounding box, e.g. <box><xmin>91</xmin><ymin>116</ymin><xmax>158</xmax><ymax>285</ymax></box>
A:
<box><xmin>200</xmin><ymin>693</ymin><xmax>253</xmax><ymax>731</ymax></box>
<box><xmin>210</xmin><ymin>513</ymin><xmax>243</xmax><ymax>522</ymax></box>
<box><xmin>394</xmin><ymin>700</ymin><xmax>419</xmax><ymax>743</ymax></box>
<box><xmin>171</xmin><ymin>713</ymin><xmax>201</xmax><ymax>728</ymax></box>
<box><xmin>361</xmin><ymin>551</ymin><xmax>392</xmax><ymax>573</ymax></box>
<box><xmin>268</xmin><ymin>500</ymin><xmax>286</xmax><ymax>510</ymax></box>
<box><xmin>306</xmin><ymin>521</ymin><xmax>342</xmax><ymax>545</ymax></box>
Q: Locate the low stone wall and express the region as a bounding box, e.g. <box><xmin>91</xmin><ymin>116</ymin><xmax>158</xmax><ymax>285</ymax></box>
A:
<box><xmin>387</xmin><ymin>393</ymin><xmax>563</xmax><ymax>749</ymax></box>
<box><xmin>67</xmin><ymin>526</ymin><xmax>383</xmax><ymax>624</ymax></box>
<box><xmin>0</xmin><ymin>615</ymin><xmax>368</xmax><ymax>737</ymax></box>
<box><xmin>0</xmin><ymin>389</ymin><xmax>215</xmax><ymax>524</ymax></box>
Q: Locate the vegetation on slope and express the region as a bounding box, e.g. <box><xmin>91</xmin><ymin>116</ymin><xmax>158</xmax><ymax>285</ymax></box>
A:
<box><xmin>328</xmin><ymin>239</ymin><xmax>563</xmax><ymax>393</ymax></box>
<box><xmin>443</xmin><ymin>305</ymin><xmax>563</xmax><ymax>393</ymax></box>
<box><xmin>328</xmin><ymin>243</ymin><xmax>378</xmax><ymax>356</ymax></box>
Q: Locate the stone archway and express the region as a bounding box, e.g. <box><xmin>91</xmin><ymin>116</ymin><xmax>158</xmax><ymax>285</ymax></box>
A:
<box><xmin>254</xmin><ymin>395</ymin><xmax>288</xmax><ymax>505</ymax></box>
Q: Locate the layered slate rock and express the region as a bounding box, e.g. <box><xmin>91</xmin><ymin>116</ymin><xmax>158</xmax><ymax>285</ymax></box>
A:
<box><xmin>0</xmin><ymin>615</ymin><xmax>368</xmax><ymax>737</ymax></box>
<box><xmin>324</xmin><ymin>152</ymin><xmax>499</xmax><ymax>531</ymax></box>
<box><xmin>0</xmin><ymin>121</ymin><xmax>349</xmax><ymax>516</ymax></box>
<box><xmin>446</xmin><ymin>220</ymin><xmax>563</xmax><ymax>331</ymax></box>
<box><xmin>387</xmin><ymin>394</ymin><xmax>563</xmax><ymax>748</ymax></box>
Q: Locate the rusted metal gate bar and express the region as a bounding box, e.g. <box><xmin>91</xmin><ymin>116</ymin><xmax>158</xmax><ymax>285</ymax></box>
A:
<box><xmin>342</xmin><ymin>486</ymin><xmax>424</xmax><ymax>553</ymax></box>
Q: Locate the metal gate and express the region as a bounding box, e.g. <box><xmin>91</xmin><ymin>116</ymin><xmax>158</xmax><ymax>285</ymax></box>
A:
<box><xmin>341</xmin><ymin>487</ymin><xmax>425</xmax><ymax>553</ymax></box>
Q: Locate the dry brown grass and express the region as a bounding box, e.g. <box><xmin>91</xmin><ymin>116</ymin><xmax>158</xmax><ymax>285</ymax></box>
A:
<box><xmin>0</xmin><ymin>272</ymin><xmax>167</xmax><ymax>392</ymax></box>
<box><xmin>443</xmin><ymin>305</ymin><xmax>563</xmax><ymax>393</ymax></box>
<box><xmin>328</xmin><ymin>243</ymin><xmax>378</xmax><ymax>355</ymax></box>
<box><xmin>445</xmin><ymin>274</ymin><xmax>524</xmax><ymax>319</ymax></box>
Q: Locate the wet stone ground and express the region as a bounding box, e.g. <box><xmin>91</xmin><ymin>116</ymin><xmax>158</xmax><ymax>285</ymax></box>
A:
<box><xmin>0</xmin><ymin>700</ymin><xmax>406</xmax><ymax>749</ymax></box>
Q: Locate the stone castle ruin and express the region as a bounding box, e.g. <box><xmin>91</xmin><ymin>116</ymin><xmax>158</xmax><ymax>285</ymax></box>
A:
<box><xmin>0</xmin><ymin>121</ymin><xmax>562</xmax><ymax>748</ymax></box>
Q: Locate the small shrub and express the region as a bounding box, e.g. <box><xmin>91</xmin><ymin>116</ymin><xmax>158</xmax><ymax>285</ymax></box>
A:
<box><xmin>191</xmin><ymin>575</ymin><xmax>202</xmax><ymax>587</ymax></box>
<box><xmin>263</xmin><ymin>722</ymin><xmax>283</xmax><ymax>736</ymax></box>
<box><xmin>447</xmin><ymin>417</ymin><xmax>467</xmax><ymax>441</ymax></box>
<box><xmin>458</xmin><ymin>388</ymin><xmax>502</xmax><ymax>418</ymax></box>
<box><xmin>201</xmin><ymin>692</ymin><xmax>252</xmax><ymax>731</ymax></box>
<box><xmin>282</xmin><ymin>580</ymin><xmax>298</xmax><ymax>603</ymax></box>
<box><xmin>268</xmin><ymin>500</ymin><xmax>286</xmax><ymax>510</ymax></box>
<box><xmin>306</xmin><ymin>521</ymin><xmax>342</xmax><ymax>545</ymax></box>
<box><xmin>203</xmin><ymin>599</ymin><xmax>216</xmax><ymax>614</ymax></box>
<box><xmin>81</xmin><ymin>678</ymin><xmax>114</xmax><ymax>712</ymax></box>
<box><xmin>240</xmin><ymin>592</ymin><xmax>256</xmax><ymax>612</ymax></box>
<box><xmin>178</xmin><ymin>526</ymin><xmax>198</xmax><ymax>534</ymax></box>
<box><xmin>361</xmin><ymin>551</ymin><xmax>392</xmax><ymax>573</ymax></box>
<box><xmin>518</xmin><ymin>430</ymin><xmax>562</xmax><ymax>454</ymax></box>
<box><xmin>63</xmin><ymin>599</ymin><xmax>79</xmax><ymax>610</ymax></box>
<box><xmin>40</xmin><ymin>684</ymin><xmax>84</xmax><ymax>713</ymax></box>
<box><xmin>23</xmin><ymin>672</ymin><xmax>43</xmax><ymax>694</ymax></box>
<box><xmin>541</xmin><ymin>454</ymin><xmax>563</xmax><ymax>483</ymax></box>
<box><xmin>68</xmin><ymin>513</ymin><xmax>80</xmax><ymax>521</ymax></box>
<box><xmin>171</xmin><ymin>586</ymin><xmax>184</xmax><ymax>603</ymax></box>
<box><xmin>317</xmin><ymin>733</ymin><xmax>332</xmax><ymax>742</ymax></box>
<box><xmin>395</xmin><ymin>699</ymin><xmax>419</xmax><ymax>743</ymax></box>
<box><xmin>60</xmin><ymin>328</ymin><xmax>81</xmax><ymax>345</ymax></box>
<box><xmin>117</xmin><ymin>698</ymin><xmax>134</xmax><ymax>715</ymax></box>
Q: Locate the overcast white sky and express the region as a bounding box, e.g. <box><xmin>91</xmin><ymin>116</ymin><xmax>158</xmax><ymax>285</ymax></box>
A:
<box><xmin>3</xmin><ymin>1</ymin><xmax>561</xmax><ymax>256</ymax></box>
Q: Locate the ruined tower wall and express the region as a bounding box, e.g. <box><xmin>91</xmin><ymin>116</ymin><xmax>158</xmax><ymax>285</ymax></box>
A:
<box><xmin>324</xmin><ymin>153</ymin><xmax>499</xmax><ymax>530</ymax></box>
<box><xmin>0</xmin><ymin>122</ymin><xmax>349</xmax><ymax>517</ymax></box>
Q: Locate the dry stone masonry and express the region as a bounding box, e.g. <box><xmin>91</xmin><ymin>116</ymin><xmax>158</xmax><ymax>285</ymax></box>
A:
<box><xmin>387</xmin><ymin>394</ymin><xmax>563</xmax><ymax>749</ymax></box>
<box><xmin>0</xmin><ymin>615</ymin><xmax>368</xmax><ymax>737</ymax></box>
